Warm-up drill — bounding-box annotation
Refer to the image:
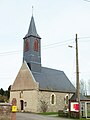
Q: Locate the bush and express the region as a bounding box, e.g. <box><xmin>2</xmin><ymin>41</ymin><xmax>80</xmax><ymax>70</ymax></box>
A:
<box><xmin>58</xmin><ymin>110</ymin><xmax>68</xmax><ymax>117</ymax></box>
<box><xmin>40</xmin><ymin>100</ymin><xmax>48</xmax><ymax>112</ymax></box>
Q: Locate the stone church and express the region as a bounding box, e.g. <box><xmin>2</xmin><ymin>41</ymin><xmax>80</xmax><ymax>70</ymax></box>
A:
<box><xmin>10</xmin><ymin>15</ymin><xmax>75</xmax><ymax>113</ymax></box>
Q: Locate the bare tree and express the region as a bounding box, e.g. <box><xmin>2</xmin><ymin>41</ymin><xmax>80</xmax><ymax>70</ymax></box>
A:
<box><xmin>40</xmin><ymin>100</ymin><xmax>48</xmax><ymax>112</ymax></box>
<box><xmin>80</xmin><ymin>79</ymin><xmax>87</xmax><ymax>96</ymax></box>
<box><xmin>88</xmin><ymin>79</ymin><xmax>90</xmax><ymax>95</ymax></box>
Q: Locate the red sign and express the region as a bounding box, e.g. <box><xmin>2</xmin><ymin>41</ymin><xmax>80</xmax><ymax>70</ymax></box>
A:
<box><xmin>71</xmin><ymin>102</ymin><xmax>79</xmax><ymax>112</ymax></box>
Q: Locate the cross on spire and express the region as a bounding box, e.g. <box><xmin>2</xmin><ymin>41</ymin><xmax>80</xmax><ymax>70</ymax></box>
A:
<box><xmin>32</xmin><ymin>6</ymin><xmax>33</xmax><ymax>16</ymax></box>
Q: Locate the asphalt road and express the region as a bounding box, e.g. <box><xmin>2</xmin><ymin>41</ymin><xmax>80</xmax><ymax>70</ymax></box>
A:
<box><xmin>16</xmin><ymin>113</ymin><xmax>73</xmax><ymax>120</ymax></box>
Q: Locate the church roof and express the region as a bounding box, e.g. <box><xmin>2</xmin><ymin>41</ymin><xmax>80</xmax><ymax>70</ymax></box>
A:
<box><xmin>22</xmin><ymin>14</ymin><xmax>75</xmax><ymax>93</ymax></box>
<box><xmin>32</xmin><ymin>67</ymin><xmax>75</xmax><ymax>93</ymax></box>
<box><xmin>24</xmin><ymin>16</ymin><xmax>40</xmax><ymax>39</ymax></box>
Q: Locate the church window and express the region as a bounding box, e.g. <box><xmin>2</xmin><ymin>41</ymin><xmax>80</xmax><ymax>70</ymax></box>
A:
<box><xmin>24</xmin><ymin>102</ymin><xmax>27</xmax><ymax>107</ymax></box>
<box><xmin>24</xmin><ymin>39</ymin><xmax>29</xmax><ymax>52</ymax></box>
<box><xmin>64</xmin><ymin>94</ymin><xmax>69</xmax><ymax>111</ymax></box>
<box><xmin>20</xmin><ymin>91</ymin><xmax>23</xmax><ymax>98</ymax></box>
<box><xmin>52</xmin><ymin>95</ymin><xmax>54</xmax><ymax>104</ymax></box>
<box><xmin>64</xmin><ymin>94</ymin><xmax>69</xmax><ymax>105</ymax></box>
<box><xmin>20</xmin><ymin>92</ymin><xmax>21</xmax><ymax>98</ymax></box>
<box><xmin>50</xmin><ymin>93</ymin><xmax>56</xmax><ymax>105</ymax></box>
<box><xmin>34</xmin><ymin>39</ymin><xmax>38</xmax><ymax>52</ymax></box>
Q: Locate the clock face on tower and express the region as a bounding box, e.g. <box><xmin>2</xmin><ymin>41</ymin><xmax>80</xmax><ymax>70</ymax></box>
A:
<box><xmin>34</xmin><ymin>39</ymin><xmax>38</xmax><ymax>52</ymax></box>
<box><xmin>24</xmin><ymin>39</ymin><xmax>30</xmax><ymax>52</ymax></box>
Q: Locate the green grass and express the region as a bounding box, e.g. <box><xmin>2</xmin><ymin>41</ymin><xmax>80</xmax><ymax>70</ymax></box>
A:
<box><xmin>38</xmin><ymin>112</ymin><xmax>58</xmax><ymax>115</ymax></box>
<box><xmin>39</xmin><ymin>112</ymin><xmax>90</xmax><ymax>120</ymax></box>
<box><xmin>76</xmin><ymin>118</ymin><xmax>90</xmax><ymax>120</ymax></box>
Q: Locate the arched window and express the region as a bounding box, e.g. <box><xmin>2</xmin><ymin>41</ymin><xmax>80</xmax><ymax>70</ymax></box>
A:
<box><xmin>34</xmin><ymin>39</ymin><xmax>38</xmax><ymax>52</ymax></box>
<box><xmin>64</xmin><ymin>94</ymin><xmax>69</xmax><ymax>111</ymax></box>
<box><xmin>24</xmin><ymin>39</ymin><xmax>29</xmax><ymax>52</ymax></box>
<box><xmin>64</xmin><ymin>94</ymin><xmax>69</xmax><ymax>105</ymax></box>
<box><xmin>20</xmin><ymin>91</ymin><xmax>23</xmax><ymax>98</ymax></box>
<box><xmin>51</xmin><ymin>95</ymin><xmax>54</xmax><ymax>104</ymax></box>
<box><xmin>50</xmin><ymin>93</ymin><xmax>56</xmax><ymax>105</ymax></box>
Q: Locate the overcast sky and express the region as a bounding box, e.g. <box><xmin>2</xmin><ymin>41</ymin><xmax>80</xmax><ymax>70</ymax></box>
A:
<box><xmin>0</xmin><ymin>0</ymin><xmax>90</xmax><ymax>94</ymax></box>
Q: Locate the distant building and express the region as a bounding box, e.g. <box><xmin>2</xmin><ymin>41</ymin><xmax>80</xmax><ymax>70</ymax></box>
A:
<box><xmin>10</xmin><ymin>15</ymin><xmax>75</xmax><ymax>113</ymax></box>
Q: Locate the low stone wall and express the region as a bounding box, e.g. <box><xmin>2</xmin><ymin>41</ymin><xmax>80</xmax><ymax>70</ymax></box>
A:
<box><xmin>0</xmin><ymin>103</ymin><xmax>11</xmax><ymax>120</ymax></box>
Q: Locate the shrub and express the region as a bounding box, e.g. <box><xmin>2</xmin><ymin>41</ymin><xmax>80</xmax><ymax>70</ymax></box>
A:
<box><xmin>40</xmin><ymin>100</ymin><xmax>48</xmax><ymax>112</ymax></box>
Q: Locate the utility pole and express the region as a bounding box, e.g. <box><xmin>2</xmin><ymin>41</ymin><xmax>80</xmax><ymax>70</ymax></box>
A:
<box><xmin>75</xmin><ymin>34</ymin><xmax>80</xmax><ymax>118</ymax></box>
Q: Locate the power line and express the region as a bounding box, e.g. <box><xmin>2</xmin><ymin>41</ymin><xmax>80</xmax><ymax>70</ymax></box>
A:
<box><xmin>42</xmin><ymin>37</ymin><xmax>90</xmax><ymax>48</ymax></box>
<box><xmin>0</xmin><ymin>36</ymin><xmax>90</xmax><ymax>56</ymax></box>
<box><xmin>0</xmin><ymin>50</ymin><xmax>22</xmax><ymax>56</ymax></box>
<box><xmin>42</xmin><ymin>39</ymin><xmax>74</xmax><ymax>48</ymax></box>
<box><xmin>42</xmin><ymin>42</ymin><xmax>74</xmax><ymax>49</ymax></box>
<box><xmin>78</xmin><ymin>36</ymin><xmax>90</xmax><ymax>39</ymax></box>
<box><xmin>78</xmin><ymin>37</ymin><xmax>90</xmax><ymax>43</ymax></box>
<box><xmin>0</xmin><ymin>39</ymin><xmax>74</xmax><ymax>56</ymax></box>
<box><xmin>42</xmin><ymin>37</ymin><xmax>90</xmax><ymax>49</ymax></box>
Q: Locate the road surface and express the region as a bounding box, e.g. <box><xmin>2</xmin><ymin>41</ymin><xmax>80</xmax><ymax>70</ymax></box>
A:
<box><xmin>16</xmin><ymin>113</ymin><xmax>73</xmax><ymax>120</ymax></box>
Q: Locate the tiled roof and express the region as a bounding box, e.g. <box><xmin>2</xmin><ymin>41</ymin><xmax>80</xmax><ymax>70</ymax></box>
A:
<box><xmin>32</xmin><ymin>67</ymin><xmax>75</xmax><ymax>93</ymax></box>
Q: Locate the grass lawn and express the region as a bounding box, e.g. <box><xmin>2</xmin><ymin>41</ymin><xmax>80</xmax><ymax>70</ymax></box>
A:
<box><xmin>39</xmin><ymin>112</ymin><xmax>58</xmax><ymax>115</ymax></box>
<box><xmin>77</xmin><ymin>118</ymin><xmax>90</xmax><ymax>120</ymax></box>
<box><xmin>39</xmin><ymin>112</ymin><xmax>90</xmax><ymax>120</ymax></box>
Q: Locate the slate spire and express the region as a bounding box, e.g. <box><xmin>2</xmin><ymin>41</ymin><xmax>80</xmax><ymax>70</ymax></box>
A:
<box><xmin>24</xmin><ymin>15</ymin><xmax>40</xmax><ymax>39</ymax></box>
<box><xmin>23</xmin><ymin>15</ymin><xmax>41</xmax><ymax>72</ymax></box>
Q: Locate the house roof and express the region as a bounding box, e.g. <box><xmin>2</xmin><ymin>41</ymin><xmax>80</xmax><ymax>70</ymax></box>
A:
<box><xmin>32</xmin><ymin>67</ymin><xmax>75</xmax><ymax>93</ymax></box>
<box><xmin>70</xmin><ymin>93</ymin><xmax>90</xmax><ymax>101</ymax></box>
<box><xmin>24</xmin><ymin>15</ymin><xmax>40</xmax><ymax>39</ymax></box>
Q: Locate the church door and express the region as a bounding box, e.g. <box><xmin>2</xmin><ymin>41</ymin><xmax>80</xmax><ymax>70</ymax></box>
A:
<box><xmin>20</xmin><ymin>100</ymin><xmax>24</xmax><ymax>111</ymax></box>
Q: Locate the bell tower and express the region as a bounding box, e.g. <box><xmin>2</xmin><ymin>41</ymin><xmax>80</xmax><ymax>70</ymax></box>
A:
<box><xmin>23</xmin><ymin>15</ymin><xmax>41</xmax><ymax>72</ymax></box>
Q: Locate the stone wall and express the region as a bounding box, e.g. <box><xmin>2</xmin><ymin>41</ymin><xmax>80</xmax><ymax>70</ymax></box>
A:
<box><xmin>10</xmin><ymin>90</ymin><xmax>73</xmax><ymax>113</ymax></box>
<box><xmin>0</xmin><ymin>104</ymin><xmax>11</xmax><ymax>120</ymax></box>
<box><xmin>10</xmin><ymin>90</ymin><xmax>38</xmax><ymax>112</ymax></box>
<box><xmin>22</xmin><ymin>90</ymin><xmax>38</xmax><ymax>112</ymax></box>
<box><xmin>10</xmin><ymin>91</ymin><xmax>20</xmax><ymax>111</ymax></box>
<box><xmin>37</xmin><ymin>91</ymin><xmax>73</xmax><ymax>113</ymax></box>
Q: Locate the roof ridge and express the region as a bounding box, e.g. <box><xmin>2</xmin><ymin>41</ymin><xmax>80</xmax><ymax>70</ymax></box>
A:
<box><xmin>42</xmin><ymin>66</ymin><xmax>63</xmax><ymax>72</ymax></box>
